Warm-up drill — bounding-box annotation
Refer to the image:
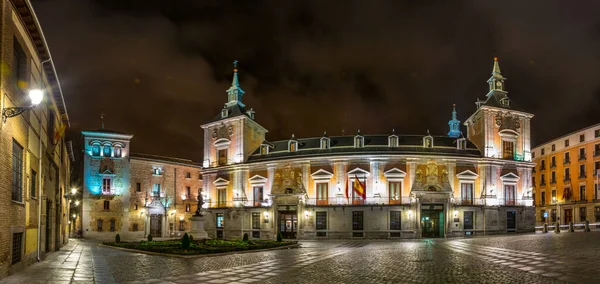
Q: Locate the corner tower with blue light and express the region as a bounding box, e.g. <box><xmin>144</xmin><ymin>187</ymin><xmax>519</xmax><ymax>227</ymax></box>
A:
<box><xmin>81</xmin><ymin>124</ymin><xmax>134</xmax><ymax>239</ymax></box>
<box><xmin>447</xmin><ymin>104</ymin><xmax>461</xmax><ymax>138</ymax></box>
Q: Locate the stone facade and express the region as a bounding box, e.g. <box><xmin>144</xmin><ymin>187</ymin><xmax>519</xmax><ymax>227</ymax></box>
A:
<box><xmin>199</xmin><ymin>59</ymin><xmax>536</xmax><ymax>240</ymax></box>
<box><xmin>0</xmin><ymin>0</ymin><xmax>71</xmax><ymax>278</ymax></box>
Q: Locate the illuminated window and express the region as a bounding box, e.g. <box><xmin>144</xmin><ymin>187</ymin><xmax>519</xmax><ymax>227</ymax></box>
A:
<box><xmin>316</xmin><ymin>183</ymin><xmax>328</xmax><ymax>205</ymax></box>
<box><xmin>389</xmin><ymin>182</ymin><xmax>401</xmax><ymax>204</ymax></box>
<box><xmin>354</xmin><ymin>136</ymin><xmax>364</xmax><ymax>148</ymax></box>
<box><xmin>388</xmin><ymin>135</ymin><xmax>398</xmax><ymax>147</ymax></box>
<box><xmin>153</xmin><ymin>184</ymin><xmax>161</xmax><ymax>196</ymax></box>
<box><xmin>186</xmin><ymin>204</ymin><xmax>191</xmax><ymax>212</ymax></box>
<box><xmin>289</xmin><ymin>141</ymin><xmax>298</xmax><ymax>152</ymax></box>
<box><xmin>456</xmin><ymin>138</ymin><xmax>466</xmax><ymax>150</ymax></box>
<box><xmin>502</xmin><ymin>141</ymin><xmax>514</xmax><ymax>159</ymax></box>
<box><xmin>260</xmin><ymin>145</ymin><xmax>269</xmax><ymax>155</ymax></box>
<box><xmin>92</xmin><ymin>145</ymin><xmax>100</xmax><ymax>156</ymax></box>
<box><xmin>103</xmin><ymin>145</ymin><xmax>111</xmax><ymax>157</ymax></box>
<box><xmin>218</xmin><ymin>149</ymin><xmax>227</xmax><ymax>165</ymax></box>
<box><xmin>102</xmin><ymin>177</ymin><xmax>112</xmax><ymax>194</ymax></box>
<box><xmin>216</xmin><ymin>213</ymin><xmax>224</xmax><ymax>228</ymax></box>
<box><xmin>114</xmin><ymin>146</ymin><xmax>122</xmax><ymax>158</ymax></box>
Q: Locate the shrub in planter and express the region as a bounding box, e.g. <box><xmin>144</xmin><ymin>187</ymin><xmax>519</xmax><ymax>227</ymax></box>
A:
<box><xmin>276</xmin><ymin>232</ymin><xmax>283</xmax><ymax>242</ymax></box>
<box><xmin>182</xmin><ymin>233</ymin><xmax>190</xmax><ymax>249</ymax></box>
<box><xmin>148</xmin><ymin>234</ymin><xmax>153</xmax><ymax>241</ymax></box>
<box><xmin>115</xmin><ymin>233</ymin><xmax>121</xmax><ymax>243</ymax></box>
<box><xmin>243</xmin><ymin>233</ymin><xmax>249</xmax><ymax>242</ymax></box>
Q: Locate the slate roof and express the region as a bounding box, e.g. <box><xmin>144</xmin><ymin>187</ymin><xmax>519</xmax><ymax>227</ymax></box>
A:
<box><xmin>206</xmin><ymin>104</ymin><xmax>250</xmax><ymax>124</ymax></box>
<box><xmin>248</xmin><ymin>135</ymin><xmax>482</xmax><ymax>162</ymax></box>
<box><xmin>480</xmin><ymin>91</ymin><xmax>528</xmax><ymax>113</ymax></box>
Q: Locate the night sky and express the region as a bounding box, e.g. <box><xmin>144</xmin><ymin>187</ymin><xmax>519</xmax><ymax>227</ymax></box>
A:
<box><xmin>32</xmin><ymin>0</ymin><xmax>600</xmax><ymax>162</ymax></box>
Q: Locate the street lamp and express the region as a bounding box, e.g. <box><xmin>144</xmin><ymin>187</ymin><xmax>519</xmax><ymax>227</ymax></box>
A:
<box><xmin>2</xmin><ymin>89</ymin><xmax>44</xmax><ymax>122</ymax></box>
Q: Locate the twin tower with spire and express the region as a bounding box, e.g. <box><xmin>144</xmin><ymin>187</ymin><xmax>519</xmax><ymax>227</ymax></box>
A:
<box><xmin>220</xmin><ymin>58</ymin><xmax>510</xmax><ymax>141</ymax></box>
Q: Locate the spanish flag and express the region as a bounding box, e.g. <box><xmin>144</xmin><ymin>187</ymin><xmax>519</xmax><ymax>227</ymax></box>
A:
<box><xmin>353</xmin><ymin>174</ymin><xmax>366</xmax><ymax>200</ymax></box>
<box><xmin>344</xmin><ymin>176</ymin><xmax>349</xmax><ymax>199</ymax></box>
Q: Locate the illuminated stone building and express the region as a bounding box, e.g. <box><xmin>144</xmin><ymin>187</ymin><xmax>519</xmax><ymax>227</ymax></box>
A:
<box><xmin>0</xmin><ymin>0</ymin><xmax>71</xmax><ymax>277</ymax></box>
<box><xmin>199</xmin><ymin>58</ymin><xmax>536</xmax><ymax>239</ymax></box>
<box><xmin>80</xmin><ymin>58</ymin><xmax>536</xmax><ymax>241</ymax></box>
<box><xmin>532</xmin><ymin>123</ymin><xmax>600</xmax><ymax>226</ymax></box>
<box><xmin>81</xmin><ymin>130</ymin><xmax>202</xmax><ymax>240</ymax></box>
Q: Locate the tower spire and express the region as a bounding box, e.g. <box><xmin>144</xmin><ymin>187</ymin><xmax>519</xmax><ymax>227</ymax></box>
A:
<box><xmin>448</xmin><ymin>104</ymin><xmax>461</xmax><ymax>138</ymax></box>
<box><xmin>100</xmin><ymin>110</ymin><xmax>105</xmax><ymax>129</ymax></box>
<box><xmin>492</xmin><ymin>56</ymin><xmax>501</xmax><ymax>75</ymax></box>
<box><xmin>226</xmin><ymin>60</ymin><xmax>245</xmax><ymax>107</ymax></box>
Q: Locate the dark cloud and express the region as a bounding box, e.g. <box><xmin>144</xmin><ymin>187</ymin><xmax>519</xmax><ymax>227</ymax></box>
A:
<box><xmin>31</xmin><ymin>0</ymin><xmax>600</xmax><ymax>162</ymax></box>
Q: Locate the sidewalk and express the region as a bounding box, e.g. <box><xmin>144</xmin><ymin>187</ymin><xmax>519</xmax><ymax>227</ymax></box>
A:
<box><xmin>0</xmin><ymin>239</ymin><xmax>117</xmax><ymax>284</ymax></box>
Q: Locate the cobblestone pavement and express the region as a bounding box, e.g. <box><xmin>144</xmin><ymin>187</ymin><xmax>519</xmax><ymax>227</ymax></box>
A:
<box><xmin>3</xmin><ymin>232</ymin><xmax>600</xmax><ymax>283</ymax></box>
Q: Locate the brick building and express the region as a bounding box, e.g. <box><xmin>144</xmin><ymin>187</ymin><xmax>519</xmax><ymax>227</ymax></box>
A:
<box><xmin>0</xmin><ymin>0</ymin><xmax>71</xmax><ymax>278</ymax></box>
<box><xmin>532</xmin><ymin>123</ymin><xmax>600</xmax><ymax>226</ymax></box>
<box><xmin>80</xmin><ymin>129</ymin><xmax>202</xmax><ymax>240</ymax></box>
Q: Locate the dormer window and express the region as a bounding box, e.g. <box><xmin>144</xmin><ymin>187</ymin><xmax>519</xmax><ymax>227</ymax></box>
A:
<box><xmin>103</xmin><ymin>145</ymin><xmax>112</xmax><ymax>157</ymax></box>
<box><xmin>152</xmin><ymin>167</ymin><xmax>162</xmax><ymax>176</ymax></box>
<box><xmin>354</xmin><ymin>136</ymin><xmax>364</xmax><ymax>148</ymax></box>
<box><xmin>423</xmin><ymin>136</ymin><xmax>433</xmax><ymax>148</ymax></box>
<box><xmin>456</xmin><ymin>138</ymin><xmax>467</xmax><ymax>150</ymax></box>
<box><xmin>221</xmin><ymin>108</ymin><xmax>228</xmax><ymax>118</ymax></box>
<box><xmin>260</xmin><ymin>145</ymin><xmax>269</xmax><ymax>155</ymax></box>
<box><xmin>320</xmin><ymin>137</ymin><xmax>330</xmax><ymax>149</ymax></box>
<box><xmin>289</xmin><ymin>141</ymin><xmax>298</xmax><ymax>152</ymax></box>
<box><xmin>114</xmin><ymin>146</ymin><xmax>122</xmax><ymax>158</ymax></box>
<box><xmin>500</xmin><ymin>97</ymin><xmax>510</xmax><ymax>107</ymax></box>
<box><xmin>388</xmin><ymin>135</ymin><xmax>398</xmax><ymax>147</ymax></box>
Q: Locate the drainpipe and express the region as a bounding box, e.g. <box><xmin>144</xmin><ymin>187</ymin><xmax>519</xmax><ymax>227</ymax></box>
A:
<box><xmin>37</xmin><ymin>58</ymin><xmax>51</xmax><ymax>261</ymax></box>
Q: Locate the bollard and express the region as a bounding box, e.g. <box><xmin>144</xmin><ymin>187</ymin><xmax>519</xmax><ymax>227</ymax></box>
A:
<box><xmin>542</xmin><ymin>223</ymin><xmax>548</xmax><ymax>233</ymax></box>
<box><xmin>569</xmin><ymin>222</ymin><xmax>574</xmax><ymax>232</ymax></box>
<box><xmin>554</xmin><ymin>222</ymin><xmax>560</xmax><ymax>233</ymax></box>
<box><xmin>584</xmin><ymin>220</ymin><xmax>590</xmax><ymax>232</ymax></box>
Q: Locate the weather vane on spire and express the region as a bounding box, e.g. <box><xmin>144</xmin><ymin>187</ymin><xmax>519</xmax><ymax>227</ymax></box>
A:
<box><xmin>100</xmin><ymin>110</ymin><xmax>105</xmax><ymax>129</ymax></box>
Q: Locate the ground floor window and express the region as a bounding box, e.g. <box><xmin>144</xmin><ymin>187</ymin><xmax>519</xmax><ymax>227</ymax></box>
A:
<box><xmin>540</xmin><ymin>210</ymin><xmax>547</xmax><ymax>223</ymax></box>
<box><xmin>580</xmin><ymin>207</ymin><xmax>586</xmax><ymax>222</ymax></box>
<box><xmin>251</xmin><ymin>212</ymin><xmax>260</xmax><ymax>230</ymax></box>
<box><xmin>216</xmin><ymin>213</ymin><xmax>224</xmax><ymax>229</ymax></box>
<box><xmin>179</xmin><ymin>220</ymin><xmax>185</xmax><ymax>231</ymax></box>
<box><xmin>595</xmin><ymin>207</ymin><xmax>600</xmax><ymax>222</ymax></box>
<box><xmin>133</xmin><ymin>223</ymin><xmax>139</xmax><ymax>231</ymax></box>
<box><xmin>12</xmin><ymin>233</ymin><xmax>22</xmax><ymax>264</ymax></box>
<box><xmin>316</xmin><ymin>212</ymin><xmax>327</xmax><ymax>230</ymax></box>
<box><xmin>352</xmin><ymin>211</ymin><xmax>363</xmax><ymax>230</ymax></box>
<box><xmin>97</xmin><ymin>219</ymin><xmax>103</xmax><ymax>231</ymax></box>
<box><xmin>551</xmin><ymin>209</ymin><xmax>557</xmax><ymax>223</ymax></box>
<box><xmin>110</xmin><ymin>220</ymin><xmax>116</xmax><ymax>232</ymax></box>
<box><xmin>252</xmin><ymin>231</ymin><xmax>260</xmax><ymax>239</ymax></box>
<box><xmin>216</xmin><ymin>230</ymin><xmax>224</xmax><ymax>239</ymax></box>
<box><xmin>390</xmin><ymin>211</ymin><xmax>401</xmax><ymax>230</ymax></box>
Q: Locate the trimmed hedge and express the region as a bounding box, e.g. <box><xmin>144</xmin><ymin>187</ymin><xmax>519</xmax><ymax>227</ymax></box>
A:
<box><xmin>103</xmin><ymin>239</ymin><xmax>296</xmax><ymax>255</ymax></box>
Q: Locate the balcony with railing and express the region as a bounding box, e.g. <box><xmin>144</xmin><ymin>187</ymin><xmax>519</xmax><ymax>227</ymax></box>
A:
<box><xmin>550</xmin><ymin>178</ymin><xmax>557</xmax><ymax>184</ymax></box>
<box><xmin>563</xmin><ymin>176</ymin><xmax>571</xmax><ymax>183</ymax></box>
<box><xmin>550</xmin><ymin>162</ymin><xmax>557</xmax><ymax>169</ymax></box>
<box><xmin>305</xmin><ymin>196</ymin><xmax>411</xmax><ymax>206</ymax></box>
<box><xmin>539</xmin><ymin>164</ymin><xmax>546</xmax><ymax>171</ymax></box>
<box><xmin>579</xmin><ymin>173</ymin><xmax>587</xmax><ymax>179</ymax></box>
<box><xmin>101</xmin><ymin>187</ymin><xmax>116</xmax><ymax>196</ymax></box>
<box><xmin>579</xmin><ymin>153</ymin><xmax>586</xmax><ymax>161</ymax></box>
<box><xmin>563</xmin><ymin>157</ymin><xmax>570</xmax><ymax>165</ymax></box>
<box><xmin>540</xmin><ymin>180</ymin><xmax>546</xmax><ymax>186</ymax></box>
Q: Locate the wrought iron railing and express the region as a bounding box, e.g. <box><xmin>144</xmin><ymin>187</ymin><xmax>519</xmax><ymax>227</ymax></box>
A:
<box><xmin>305</xmin><ymin>197</ymin><xmax>411</xmax><ymax>206</ymax></box>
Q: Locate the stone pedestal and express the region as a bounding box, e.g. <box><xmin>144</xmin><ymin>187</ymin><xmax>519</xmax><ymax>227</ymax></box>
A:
<box><xmin>189</xmin><ymin>215</ymin><xmax>210</xmax><ymax>240</ymax></box>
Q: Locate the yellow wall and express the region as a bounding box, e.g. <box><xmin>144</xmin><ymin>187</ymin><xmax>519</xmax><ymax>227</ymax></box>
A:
<box><xmin>25</xmin><ymin>228</ymin><xmax>38</xmax><ymax>255</ymax></box>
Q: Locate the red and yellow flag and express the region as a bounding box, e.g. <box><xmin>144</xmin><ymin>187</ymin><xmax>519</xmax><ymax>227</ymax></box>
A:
<box><xmin>353</xmin><ymin>174</ymin><xmax>366</xmax><ymax>200</ymax></box>
<box><xmin>344</xmin><ymin>176</ymin><xmax>349</xmax><ymax>199</ymax></box>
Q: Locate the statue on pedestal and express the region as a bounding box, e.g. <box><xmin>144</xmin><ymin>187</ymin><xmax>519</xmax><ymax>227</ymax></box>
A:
<box><xmin>195</xmin><ymin>189</ymin><xmax>204</xmax><ymax>216</ymax></box>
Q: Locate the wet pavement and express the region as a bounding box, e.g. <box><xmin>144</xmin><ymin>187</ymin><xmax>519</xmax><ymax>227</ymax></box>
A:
<box><xmin>2</xmin><ymin>232</ymin><xmax>599</xmax><ymax>283</ymax></box>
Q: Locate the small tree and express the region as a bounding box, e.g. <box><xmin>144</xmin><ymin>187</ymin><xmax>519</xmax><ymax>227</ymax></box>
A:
<box><xmin>243</xmin><ymin>233</ymin><xmax>249</xmax><ymax>242</ymax></box>
<box><xmin>182</xmin><ymin>233</ymin><xmax>190</xmax><ymax>249</ymax></box>
<box><xmin>115</xmin><ymin>233</ymin><xmax>121</xmax><ymax>243</ymax></box>
<box><xmin>276</xmin><ymin>232</ymin><xmax>283</xmax><ymax>242</ymax></box>
<box><xmin>148</xmin><ymin>234</ymin><xmax>153</xmax><ymax>242</ymax></box>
